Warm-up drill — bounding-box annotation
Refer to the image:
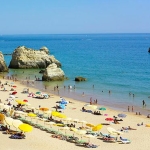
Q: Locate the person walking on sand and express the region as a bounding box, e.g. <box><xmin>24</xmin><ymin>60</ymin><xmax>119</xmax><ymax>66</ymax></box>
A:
<box><xmin>128</xmin><ymin>106</ymin><xmax>130</xmax><ymax>112</ymax></box>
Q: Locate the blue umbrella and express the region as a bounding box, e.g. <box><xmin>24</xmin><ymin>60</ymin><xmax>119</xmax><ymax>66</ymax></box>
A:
<box><xmin>59</xmin><ymin>104</ymin><xmax>66</xmax><ymax>109</ymax></box>
<box><xmin>118</xmin><ymin>114</ymin><xmax>127</xmax><ymax>118</ymax></box>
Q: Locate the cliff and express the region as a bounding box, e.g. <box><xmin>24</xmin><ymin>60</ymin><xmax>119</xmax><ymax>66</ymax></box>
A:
<box><xmin>9</xmin><ymin>46</ymin><xmax>61</xmax><ymax>69</ymax></box>
<box><xmin>0</xmin><ymin>52</ymin><xmax>9</xmax><ymax>72</ymax></box>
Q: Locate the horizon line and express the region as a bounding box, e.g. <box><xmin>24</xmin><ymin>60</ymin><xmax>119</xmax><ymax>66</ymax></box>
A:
<box><xmin>1</xmin><ymin>33</ymin><xmax>150</xmax><ymax>36</ymax></box>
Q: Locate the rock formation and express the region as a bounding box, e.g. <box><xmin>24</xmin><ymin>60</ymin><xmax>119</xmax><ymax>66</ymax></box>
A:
<box><xmin>9</xmin><ymin>46</ymin><xmax>61</xmax><ymax>69</ymax></box>
<box><xmin>75</xmin><ymin>77</ymin><xmax>86</xmax><ymax>81</ymax></box>
<box><xmin>42</xmin><ymin>63</ymin><xmax>65</xmax><ymax>81</ymax></box>
<box><xmin>0</xmin><ymin>52</ymin><xmax>9</xmax><ymax>72</ymax></box>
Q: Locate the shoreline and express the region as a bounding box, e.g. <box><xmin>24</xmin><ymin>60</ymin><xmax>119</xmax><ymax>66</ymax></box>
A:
<box><xmin>1</xmin><ymin>74</ymin><xmax>149</xmax><ymax>117</ymax></box>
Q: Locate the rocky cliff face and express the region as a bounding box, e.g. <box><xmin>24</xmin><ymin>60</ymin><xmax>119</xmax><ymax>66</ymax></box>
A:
<box><xmin>9</xmin><ymin>46</ymin><xmax>61</xmax><ymax>69</ymax></box>
<box><xmin>42</xmin><ymin>63</ymin><xmax>65</xmax><ymax>81</ymax></box>
<box><xmin>0</xmin><ymin>52</ymin><xmax>9</xmax><ymax>72</ymax></box>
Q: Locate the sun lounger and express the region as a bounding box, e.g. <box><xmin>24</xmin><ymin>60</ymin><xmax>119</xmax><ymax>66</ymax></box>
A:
<box><xmin>85</xmin><ymin>143</ymin><xmax>98</xmax><ymax>148</ymax></box>
<box><xmin>120</xmin><ymin>136</ymin><xmax>131</xmax><ymax>144</ymax></box>
<box><xmin>103</xmin><ymin>136</ymin><xmax>117</xmax><ymax>142</ymax></box>
<box><xmin>9</xmin><ymin>134</ymin><xmax>25</xmax><ymax>139</ymax></box>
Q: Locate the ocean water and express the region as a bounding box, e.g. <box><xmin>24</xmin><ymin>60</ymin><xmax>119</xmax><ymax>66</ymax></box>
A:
<box><xmin>0</xmin><ymin>34</ymin><xmax>150</xmax><ymax>113</ymax></box>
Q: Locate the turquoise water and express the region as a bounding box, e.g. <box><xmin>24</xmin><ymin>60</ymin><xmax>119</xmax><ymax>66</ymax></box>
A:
<box><xmin>0</xmin><ymin>34</ymin><xmax>150</xmax><ymax>112</ymax></box>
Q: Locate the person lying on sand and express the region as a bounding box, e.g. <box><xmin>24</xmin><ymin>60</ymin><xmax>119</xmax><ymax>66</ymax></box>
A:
<box><xmin>93</xmin><ymin>111</ymin><xmax>102</xmax><ymax>115</ymax></box>
<box><xmin>121</xmin><ymin>126</ymin><xmax>137</xmax><ymax>131</ymax></box>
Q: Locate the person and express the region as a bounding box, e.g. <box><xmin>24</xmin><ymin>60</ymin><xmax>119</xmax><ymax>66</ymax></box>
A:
<box><xmin>128</xmin><ymin>106</ymin><xmax>130</xmax><ymax>112</ymax></box>
<box><xmin>82</xmin><ymin>107</ymin><xmax>87</xmax><ymax>112</ymax></box>
<box><xmin>142</xmin><ymin>100</ymin><xmax>146</xmax><ymax>107</ymax></box>
<box><xmin>147</xmin><ymin>114</ymin><xmax>150</xmax><ymax>118</ymax></box>
<box><xmin>132</xmin><ymin>106</ymin><xmax>134</xmax><ymax>112</ymax></box>
<box><xmin>95</xmin><ymin>99</ymin><xmax>97</xmax><ymax>104</ymax></box>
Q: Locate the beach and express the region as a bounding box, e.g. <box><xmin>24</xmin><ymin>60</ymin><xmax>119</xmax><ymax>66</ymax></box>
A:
<box><xmin>0</xmin><ymin>77</ymin><xmax>150</xmax><ymax>150</ymax></box>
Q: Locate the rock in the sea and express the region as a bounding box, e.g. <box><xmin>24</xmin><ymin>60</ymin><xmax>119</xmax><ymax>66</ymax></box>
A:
<box><xmin>0</xmin><ymin>52</ymin><xmax>9</xmax><ymax>72</ymax></box>
<box><xmin>75</xmin><ymin>77</ymin><xmax>86</xmax><ymax>81</ymax></box>
<box><xmin>9</xmin><ymin>46</ymin><xmax>61</xmax><ymax>69</ymax></box>
<box><xmin>42</xmin><ymin>63</ymin><xmax>65</xmax><ymax>81</ymax></box>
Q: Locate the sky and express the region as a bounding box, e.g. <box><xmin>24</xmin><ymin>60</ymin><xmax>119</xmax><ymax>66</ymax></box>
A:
<box><xmin>0</xmin><ymin>0</ymin><xmax>150</xmax><ymax>34</ymax></box>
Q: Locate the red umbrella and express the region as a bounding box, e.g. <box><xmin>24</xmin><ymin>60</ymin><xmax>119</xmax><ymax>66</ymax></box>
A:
<box><xmin>105</xmin><ymin>118</ymin><xmax>114</xmax><ymax>121</ymax></box>
<box><xmin>12</xmin><ymin>91</ymin><xmax>17</xmax><ymax>95</ymax></box>
<box><xmin>23</xmin><ymin>100</ymin><xmax>28</xmax><ymax>102</ymax></box>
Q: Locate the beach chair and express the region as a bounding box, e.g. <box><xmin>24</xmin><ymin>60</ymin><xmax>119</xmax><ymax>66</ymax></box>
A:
<box><xmin>103</xmin><ymin>136</ymin><xmax>117</xmax><ymax>142</ymax></box>
<box><xmin>120</xmin><ymin>136</ymin><xmax>131</xmax><ymax>144</ymax></box>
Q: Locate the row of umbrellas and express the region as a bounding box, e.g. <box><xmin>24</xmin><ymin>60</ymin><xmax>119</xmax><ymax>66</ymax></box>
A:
<box><xmin>0</xmin><ymin>114</ymin><xmax>33</xmax><ymax>132</ymax></box>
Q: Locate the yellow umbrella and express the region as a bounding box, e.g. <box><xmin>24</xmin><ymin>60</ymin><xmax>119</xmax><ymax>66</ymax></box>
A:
<box><xmin>18</xmin><ymin>123</ymin><xmax>33</xmax><ymax>132</ymax></box>
<box><xmin>27</xmin><ymin>113</ymin><xmax>37</xmax><ymax>122</ymax></box>
<box><xmin>92</xmin><ymin>124</ymin><xmax>103</xmax><ymax>131</ymax></box>
<box><xmin>16</xmin><ymin>100</ymin><xmax>26</xmax><ymax>105</ymax></box>
<box><xmin>86</xmin><ymin>123</ymin><xmax>95</xmax><ymax>128</ymax></box>
<box><xmin>27</xmin><ymin>113</ymin><xmax>37</xmax><ymax>117</ymax></box>
<box><xmin>51</xmin><ymin>111</ymin><xmax>61</xmax><ymax>117</ymax></box>
<box><xmin>53</xmin><ymin>123</ymin><xmax>64</xmax><ymax>127</ymax></box>
<box><xmin>0</xmin><ymin>113</ymin><xmax>5</xmax><ymax>122</ymax></box>
<box><xmin>57</xmin><ymin>114</ymin><xmax>67</xmax><ymax>119</ymax></box>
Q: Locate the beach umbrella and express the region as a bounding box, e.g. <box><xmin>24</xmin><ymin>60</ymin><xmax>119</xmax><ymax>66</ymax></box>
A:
<box><xmin>118</xmin><ymin>113</ymin><xmax>127</xmax><ymax>118</ymax></box>
<box><xmin>0</xmin><ymin>113</ymin><xmax>5</xmax><ymax>122</ymax></box>
<box><xmin>105</xmin><ymin>118</ymin><xmax>114</xmax><ymax>123</ymax></box>
<box><xmin>83</xmin><ymin>134</ymin><xmax>95</xmax><ymax>143</ymax></box>
<box><xmin>23</xmin><ymin>100</ymin><xmax>28</xmax><ymax>102</ymax></box>
<box><xmin>70</xmin><ymin>127</ymin><xmax>78</xmax><ymax>137</ymax></box>
<box><xmin>92</xmin><ymin>124</ymin><xmax>103</xmax><ymax>131</ymax></box>
<box><xmin>107</xmin><ymin>127</ymin><xmax>117</xmax><ymax>135</ymax></box>
<box><xmin>40</xmin><ymin>107</ymin><xmax>49</xmax><ymax>112</ymax></box>
<box><xmin>9</xmin><ymin>95</ymin><xmax>15</xmax><ymax>99</ymax></box>
<box><xmin>28</xmin><ymin>113</ymin><xmax>37</xmax><ymax>117</ymax></box>
<box><xmin>12</xmin><ymin>91</ymin><xmax>17</xmax><ymax>95</ymax></box>
<box><xmin>51</xmin><ymin>111</ymin><xmax>61</xmax><ymax>117</ymax></box>
<box><xmin>99</xmin><ymin>107</ymin><xmax>106</xmax><ymax>111</ymax></box>
<box><xmin>57</xmin><ymin>114</ymin><xmax>67</xmax><ymax>119</ymax></box>
<box><xmin>85</xmin><ymin>104</ymin><xmax>97</xmax><ymax>110</ymax></box>
<box><xmin>44</xmin><ymin>110</ymin><xmax>52</xmax><ymax>114</ymax></box>
<box><xmin>86</xmin><ymin>123</ymin><xmax>95</xmax><ymax>128</ymax></box>
<box><xmin>5</xmin><ymin>117</ymin><xmax>14</xmax><ymax>126</ymax></box>
<box><xmin>36</xmin><ymin>91</ymin><xmax>41</xmax><ymax>94</ymax></box>
<box><xmin>12</xmin><ymin>119</ymin><xmax>23</xmax><ymax>129</ymax></box>
<box><xmin>27</xmin><ymin>113</ymin><xmax>37</xmax><ymax>122</ymax></box>
<box><xmin>18</xmin><ymin>123</ymin><xmax>33</xmax><ymax>132</ymax></box>
<box><xmin>16</xmin><ymin>100</ymin><xmax>26</xmax><ymax>105</ymax></box>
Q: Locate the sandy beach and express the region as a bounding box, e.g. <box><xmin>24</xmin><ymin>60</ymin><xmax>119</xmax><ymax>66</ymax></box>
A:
<box><xmin>0</xmin><ymin>77</ymin><xmax>150</xmax><ymax>150</ymax></box>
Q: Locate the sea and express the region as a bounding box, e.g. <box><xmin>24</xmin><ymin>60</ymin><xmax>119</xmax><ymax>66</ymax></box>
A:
<box><xmin>0</xmin><ymin>33</ymin><xmax>150</xmax><ymax>114</ymax></box>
